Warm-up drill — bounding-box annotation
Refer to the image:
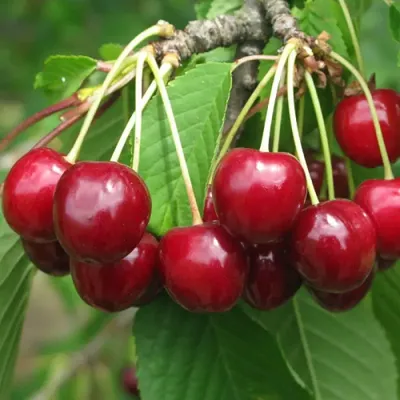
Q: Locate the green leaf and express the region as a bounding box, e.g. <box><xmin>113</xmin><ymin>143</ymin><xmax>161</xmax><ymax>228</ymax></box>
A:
<box><xmin>206</xmin><ymin>0</ymin><xmax>243</xmax><ymax>19</ymax></box>
<box><xmin>134</xmin><ymin>295</ymin><xmax>310</xmax><ymax>400</ymax></box>
<box><xmin>133</xmin><ymin>62</ymin><xmax>232</xmax><ymax>236</ymax></box>
<box><xmin>242</xmin><ymin>289</ymin><xmax>398</xmax><ymax>400</ymax></box>
<box><xmin>389</xmin><ymin>4</ymin><xmax>400</xmax><ymax>42</ymax></box>
<box><xmin>34</xmin><ymin>55</ymin><xmax>97</xmax><ymax>99</ymax></box>
<box><xmin>99</xmin><ymin>43</ymin><xmax>123</xmax><ymax>60</ymax></box>
<box><xmin>0</xmin><ymin>212</ymin><xmax>33</xmax><ymax>398</ymax></box>
<box><xmin>398</xmin><ymin>49</ymin><xmax>400</xmax><ymax>66</ymax></box>
<box><xmin>346</xmin><ymin>0</ymin><xmax>373</xmax><ymax>16</ymax></box>
<box><xmin>194</xmin><ymin>0</ymin><xmax>213</xmax><ymax>19</ymax></box>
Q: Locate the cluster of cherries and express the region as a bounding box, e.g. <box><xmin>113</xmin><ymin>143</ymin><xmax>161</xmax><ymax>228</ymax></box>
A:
<box><xmin>1</xmin><ymin>87</ymin><xmax>400</xmax><ymax>314</ymax></box>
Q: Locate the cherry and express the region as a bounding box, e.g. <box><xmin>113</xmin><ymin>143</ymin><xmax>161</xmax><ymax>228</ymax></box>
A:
<box><xmin>131</xmin><ymin>274</ymin><xmax>163</xmax><ymax>307</ymax></box>
<box><xmin>308</xmin><ymin>269</ymin><xmax>374</xmax><ymax>312</ymax></box>
<box><xmin>21</xmin><ymin>238</ymin><xmax>70</xmax><ymax>277</ymax></box>
<box><xmin>243</xmin><ymin>242</ymin><xmax>302</xmax><ymax>310</ymax></box>
<box><xmin>291</xmin><ymin>199</ymin><xmax>376</xmax><ymax>293</ymax></box>
<box><xmin>121</xmin><ymin>366</ymin><xmax>140</xmax><ymax>397</ymax></box>
<box><xmin>305</xmin><ymin>151</ymin><xmax>324</xmax><ymax>196</ymax></box>
<box><xmin>71</xmin><ymin>232</ymin><xmax>159</xmax><ymax>312</ymax></box>
<box><xmin>203</xmin><ymin>185</ymin><xmax>218</xmax><ymax>222</ymax></box>
<box><xmin>332</xmin><ymin>156</ymin><xmax>350</xmax><ymax>198</ymax></box>
<box><xmin>212</xmin><ymin>148</ymin><xmax>306</xmax><ymax>244</ymax></box>
<box><xmin>54</xmin><ymin>161</ymin><xmax>151</xmax><ymax>263</ymax></box>
<box><xmin>2</xmin><ymin>148</ymin><xmax>71</xmax><ymax>242</ymax></box>
<box><xmin>333</xmin><ymin>89</ymin><xmax>400</xmax><ymax>168</ymax></box>
<box><xmin>354</xmin><ymin>178</ymin><xmax>400</xmax><ymax>262</ymax></box>
<box><xmin>159</xmin><ymin>222</ymin><xmax>248</xmax><ymax>312</ymax></box>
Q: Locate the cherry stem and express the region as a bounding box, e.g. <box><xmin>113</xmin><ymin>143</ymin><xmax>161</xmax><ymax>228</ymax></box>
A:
<box><xmin>132</xmin><ymin>52</ymin><xmax>148</xmax><ymax>172</ymax></box>
<box><xmin>260</xmin><ymin>43</ymin><xmax>296</xmax><ymax>152</ymax></box>
<box><xmin>337</xmin><ymin>0</ymin><xmax>365</xmax><ymax>77</ymax></box>
<box><xmin>110</xmin><ymin>63</ymin><xmax>173</xmax><ymax>162</ymax></box>
<box><xmin>345</xmin><ymin>157</ymin><xmax>356</xmax><ymax>198</ymax></box>
<box><xmin>0</xmin><ymin>95</ymin><xmax>80</xmax><ymax>153</ymax></box>
<box><xmin>304</xmin><ymin>71</ymin><xmax>335</xmax><ymax>200</ymax></box>
<box><xmin>232</xmin><ymin>55</ymin><xmax>278</xmax><ymax>70</ymax></box>
<box><xmin>330</xmin><ymin>51</ymin><xmax>394</xmax><ymax>180</ymax></box>
<box><xmin>272</xmin><ymin>71</ymin><xmax>286</xmax><ymax>153</ymax></box>
<box><xmin>66</xmin><ymin>25</ymin><xmax>164</xmax><ymax>164</ymax></box>
<box><xmin>287</xmin><ymin>50</ymin><xmax>319</xmax><ymax>205</ymax></box>
<box><xmin>297</xmin><ymin>96</ymin><xmax>305</xmax><ymax>139</ymax></box>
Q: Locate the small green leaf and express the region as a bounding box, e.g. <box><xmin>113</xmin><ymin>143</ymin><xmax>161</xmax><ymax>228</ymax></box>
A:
<box><xmin>389</xmin><ymin>4</ymin><xmax>400</xmax><ymax>42</ymax></box>
<box><xmin>35</xmin><ymin>55</ymin><xmax>97</xmax><ymax>99</ymax></box>
<box><xmin>134</xmin><ymin>295</ymin><xmax>310</xmax><ymax>400</ymax></box>
<box><xmin>99</xmin><ymin>43</ymin><xmax>123</xmax><ymax>60</ymax></box>
<box><xmin>194</xmin><ymin>0</ymin><xmax>213</xmax><ymax>19</ymax></box>
<box><xmin>206</xmin><ymin>0</ymin><xmax>243</xmax><ymax>19</ymax></box>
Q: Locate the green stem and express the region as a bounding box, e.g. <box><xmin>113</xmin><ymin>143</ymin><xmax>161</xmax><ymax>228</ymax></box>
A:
<box><xmin>146</xmin><ymin>54</ymin><xmax>202</xmax><ymax>225</ymax></box>
<box><xmin>337</xmin><ymin>0</ymin><xmax>365</xmax><ymax>77</ymax></box>
<box><xmin>330</xmin><ymin>51</ymin><xmax>394</xmax><ymax>179</ymax></box>
<box><xmin>305</xmin><ymin>72</ymin><xmax>335</xmax><ymax>200</ymax></box>
<box><xmin>272</xmin><ymin>70</ymin><xmax>286</xmax><ymax>153</ymax></box>
<box><xmin>287</xmin><ymin>50</ymin><xmax>319</xmax><ymax>205</ymax></box>
<box><xmin>260</xmin><ymin>43</ymin><xmax>296</xmax><ymax>152</ymax></box>
<box><xmin>232</xmin><ymin>55</ymin><xmax>278</xmax><ymax>70</ymax></box>
<box><xmin>345</xmin><ymin>157</ymin><xmax>356</xmax><ymax>198</ymax></box>
<box><xmin>297</xmin><ymin>96</ymin><xmax>305</xmax><ymax>139</ymax></box>
<box><xmin>132</xmin><ymin>52</ymin><xmax>147</xmax><ymax>172</ymax></box>
<box><xmin>110</xmin><ymin>63</ymin><xmax>173</xmax><ymax>162</ymax></box>
<box><xmin>66</xmin><ymin>25</ymin><xmax>162</xmax><ymax>163</ymax></box>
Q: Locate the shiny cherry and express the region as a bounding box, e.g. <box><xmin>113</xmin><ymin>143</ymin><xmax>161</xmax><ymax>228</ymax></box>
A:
<box><xmin>159</xmin><ymin>222</ymin><xmax>248</xmax><ymax>312</ymax></box>
<box><xmin>203</xmin><ymin>185</ymin><xmax>218</xmax><ymax>222</ymax></box>
<box><xmin>333</xmin><ymin>89</ymin><xmax>400</xmax><ymax>168</ymax></box>
<box><xmin>71</xmin><ymin>232</ymin><xmax>159</xmax><ymax>312</ymax></box>
<box><xmin>131</xmin><ymin>273</ymin><xmax>163</xmax><ymax>307</ymax></box>
<box><xmin>213</xmin><ymin>149</ymin><xmax>306</xmax><ymax>244</ymax></box>
<box><xmin>332</xmin><ymin>156</ymin><xmax>350</xmax><ymax>198</ymax></box>
<box><xmin>243</xmin><ymin>242</ymin><xmax>302</xmax><ymax>310</ymax></box>
<box><xmin>305</xmin><ymin>151</ymin><xmax>325</xmax><ymax>196</ymax></box>
<box><xmin>354</xmin><ymin>178</ymin><xmax>400</xmax><ymax>262</ymax></box>
<box><xmin>2</xmin><ymin>148</ymin><xmax>71</xmax><ymax>242</ymax></box>
<box><xmin>121</xmin><ymin>366</ymin><xmax>140</xmax><ymax>397</ymax></box>
<box><xmin>308</xmin><ymin>269</ymin><xmax>374</xmax><ymax>312</ymax></box>
<box><xmin>22</xmin><ymin>238</ymin><xmax>70</xmax><ymax>276</ymax></box>
<box><xmin>54</xmin><ymin>161</ymin><xmax>151</xmax><ymax>263</ymax></box>
<box><xmin>291</xmin><ymin>199</ymin><xmax>376</xmax><ymax>292</ymax></box>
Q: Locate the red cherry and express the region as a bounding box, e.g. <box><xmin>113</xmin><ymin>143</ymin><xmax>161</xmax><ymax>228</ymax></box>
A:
<box><xmin>308</xmin><ymin>269</ymin><xmax>374</xmax><ymax>312</ymax></box>
<box><xmin>212</xmin><ymin>149</ymin><xmax>306</xmax><ymax>244</ymax></box>
<box><xmin>21</xmin><ymin>238</ymin><xmax>69</xmax><ymax>276</ymax></box>
<box><xmin>54</xmin><ymin>161</ymin><xmax>151</xmax><ymax>263</ymax></box>
<box><xmin>333</xmin><ymin>89</ymin><xmax>400</xmax><ymax>168</ymax></box>
<box><xmin>305</xmin><ymin>151</ymin><xmax>324</xmax><ymax>196</ymax></box>
<box><xmin>159</xmin><ymin>222</ymin><xmax>248</xmax><ymax>312</ymax></box>
<box><xmin>203</xmin><ymin>185</ymin><xmax>218</xmax><ymax>222</ymax></box>
<box><xmin>2</xmin><ymin>148</ymin><xmax>71</xmax><ymax>242</ymax></box>
<box><xmin>121</xmin><ymin>366</ymin><xmax>140</xmax><ymax>397</ymax></box>
<box><xmin>332</xmin><ymin>156</ymin><xmax>350</xmax><ymax>198</ymax></box>
<box><xmin>71</xmin><ymin>232</ymin><xmax>159</xmax><ymax>312</ymax></box>
<box><xmin>291</xmin><ymin>199</ymin><xmax>376</xmax><ymax>292</ymax></box>
<box><xmin>131</xmin><ymin>274</ymin><xmax>163</xmax><ymax>307</ymax></box>
<box><xmin>354</xmin><ymin>178</ymin><xmax>400</xmax><ymax>261</ymax></box>
<box><xmin>243</xmin><ymin>242</ymin><xmax>302</xmax><ymax>310</ymax></box>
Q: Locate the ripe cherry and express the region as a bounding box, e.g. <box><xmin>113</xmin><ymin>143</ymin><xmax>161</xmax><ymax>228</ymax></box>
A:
<box><xmin>308</xmin><ymin>269</ymin><xmax>374</xmax><ymax>312</ymax></box>
<box><xmin>159</xmin><ymin>222</ymin><xmax>248</xmax><ymax>312</ymax></box>
<box><xmin>71</xmin><ymin>232</ymin><xmax>159</xmax><ymax>312</ymax></box>
<box><xmin>2</xmin><ymin>148</ymin><xmax>71</xmax><ymax>242</ymax></box>
<box><xmin>354</xmin><ymin>178</ymin><xmax>400</xmax><ymax>262</ymax></box>
<box><xmin>291</xmin><ymin>199</ymin><xmax>376</xmax><ymax>293</ymax></box>
<box><xmin>22</xmin><ymin>238</ymin><xmax>70</xmax><ymax>277</ymax></box>
<box><xmin>332</xmin><ymin>156</ymin><xmax>350</xmax><ymax>198</ymax></box>
<box><xmin>203</xmin><ymin>185</ymin><xmax>218</xmax><ymax>222</ymax></box>
<box><xmin>121</xmin><ymin>366</ymin><xmax>140</xmax><ymax>397</ymax></box>
<box><xmin>131</xmin><ymin>274</ymin><xmax>163</xmax><ymax>307</ymax></box>
<box><xmin>243</xmin><ymin>242</ymin><xmax>302</xmax><ymax>310</ymax></box>
<box><xmin>54</xmin><ymin>161</ymin><xmax>151</xmax><ymax>263</ymax></box>
<box><xmin>213</xmin><ymin>149</ymin><xmax>306</xmax><ymax>244</ymax></box>
<box><xmin>305</xmin><ymin>151</ymin><xmax>324</xmax><ymax>196</ymax></box>
<box><xmin>333</xmin><ymin>89</ymin><xmax>400</xmax><ymax>168</ymax></box>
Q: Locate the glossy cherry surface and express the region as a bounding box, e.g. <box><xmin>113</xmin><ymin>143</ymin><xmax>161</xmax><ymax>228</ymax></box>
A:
<box><xmin>121</xmin><ymin>366</ymin><xmax>140</xmax><ymax>397</ymax></box>
<box><xmin>333</xmin><ymin>89</ymin><xmax>400</xmax><ymax>168</ymax></box>
<box><xmin>354</xmin><ymin>178</ymin><xmax>400</xmax><ymax>261</ymax></box>
<box><xmin>306</xmin><ymin>152</ymin><xmax>325</xmax><ymax>196</ymax></box>
<box><xmin>2</xmin><ymin>148</ymin><xmax>71</xmax><ymax>242</ymax></box>
<box><xmin>308</xmin><ymin>269</ymin><xmax>374</xmax><ymax>312</ymax></box>
<box><xmin>243</xmin><ymin>243</ymin><xmax>302</xmax><ymax>310</ymax></box>
<box><xmin>159</xmin><ymin>222</ymin><xmax>248</xmax><ymax>312</ymax></box>
<box><xmin>71</xmin><ymin>232</ymin><xmax>159</xmax><ymax>312</ymax></box>
<box><xmin>332</xmin><ymin>156</ymin><xmax>350</xmax><ymax>198</ymax></box>
<box><xmin>22</xmin><ymin>238</ymin><xmax>70</xmax><ymax>276</ymax></box>
<box><xmin>213</xmin><ymin>149</ymin><xmax>306</xmax><ymax>244</ymax></box>
<box><xmin>291</xmin><ymin>199</ymin><xmax>376</xmax><ymax>292</ymax></box>
<box><xmin>54</xmin><ymin>161</ymin><xmax>151</xmax><ymax>263</ymax></box>
<box><xmin>131</xmin><ymin>274</ymin><xmax>163</xmax><ymax>307</ymax></box>
<box><xmin>203</xmin><ymin>185</ymin><xmax>218</xmax><ymax>222</ymax></box>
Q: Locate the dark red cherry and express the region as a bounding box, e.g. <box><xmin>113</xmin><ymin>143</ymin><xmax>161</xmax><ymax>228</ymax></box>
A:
<box><xmin>203</xmin><ymin>185</ymin><xmax>218</xmax><ymax>222</ymax></box>
<box><xmin>2</xmin><ymin>148</ymin><xmax>71</xmax><ymax>242</ymax></box>
<box><xmin>131</xmin><ymin>274</ymin><xmax>163</xmax><ymax>307</ymax></box>
<box><xmin>332</xmin><ymin>156</ymin><xmax>350</xmax><ymax>198</ymax></box>
<box><xmin>333</xmin><ymin>89</ymin><xmax>400</xmax><ymax>168</ymax></box>
<box><xmin>243</xmin><ymin>242</ymin><xmax>302</xmax><ymax>310</ymax></box>
<box><xmin>305</xmin><ymin>151</ymin><xmax>324</xmax><ymax>196</ymax></box>
<box><xmin>21</xmin><ymin>238</ymin><xmax>69</xmax><ymax>276</ymax></box>
<box><xmin>121</xmin><ymin>366</ymin><xmax>140</xmax><ymax>397</ymax></box>
<box><xmin>159</xmin><ymin>222</ymin><xmax>248</xmax><ymax>312</ymax></box>
<box><xmin>213</xmin><ymin>149</ymin><xmax>306</xmax><ymax>244</ymax></box>
<box><xmin>291</xmin><ymin>199</ymin><xmax>376</xmax><ymax>292</ymax></box>
<box><xmin>308</xmin><ymin>269</ymin><xmax>374</xmax><ymax>312</ymax></box>
<box><xmin>354</xmin><ymin>178</ymin><xmax>400</xmax><ymax>261</ymax></box>
<box><xmin>71</xmin><ymin>232</ymin><xmax>159</xmax><ymax>312</ymax></box>
<box><xmin>54</xmin><ymin>161</ymin><xmax>151</xmax><ymax>263</ymax></box>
